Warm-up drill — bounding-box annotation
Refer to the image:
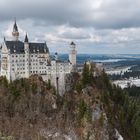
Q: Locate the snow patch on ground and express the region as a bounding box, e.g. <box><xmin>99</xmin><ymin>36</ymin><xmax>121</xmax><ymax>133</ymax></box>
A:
<box><xmin>94</xmin><ymin>59</ymin><xmax>126</xmax><ymax>63</ymax></box>
<box><xmin>113</xmin><ymin>78</ymin><xmax>140</xmax><ymax>89</ymax></box>
<box><xmin>106</xmin><ymin>66</ymin><xmax>131</xmax><ymax>75</ymax></box>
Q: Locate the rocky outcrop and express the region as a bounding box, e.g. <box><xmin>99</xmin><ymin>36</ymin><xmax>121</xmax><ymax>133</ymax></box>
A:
<box><xmin>40</xmin><ymin>128</ymin><xmax>78</xmax><ymax>140</ymax></box>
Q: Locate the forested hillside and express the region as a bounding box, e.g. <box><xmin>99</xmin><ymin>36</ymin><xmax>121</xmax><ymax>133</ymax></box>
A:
<box><xmin>0</xmin><ymin>63</ymin><xmax>139</xmax><ymax>140</ymax></box>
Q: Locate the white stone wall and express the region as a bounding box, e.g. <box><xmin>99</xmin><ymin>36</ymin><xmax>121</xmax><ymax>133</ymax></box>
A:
<box><xmin>69</xmin><ymin>45</ymin><xmax>77</xmax><ymax>66</ymax></box>
<box><xmin>0</xmin><ymin>41</ymin><xmax>74</xmax><ymax>95</ymax></box>
<box><xmin>41</xmin><ymin>60</ymin><xmax>72</xmax><ymax>95</ymax></box>
<box><xmin>0</xmin><ymin>43</ymin><xmax>9</xmax><ymax>79</ymax></box>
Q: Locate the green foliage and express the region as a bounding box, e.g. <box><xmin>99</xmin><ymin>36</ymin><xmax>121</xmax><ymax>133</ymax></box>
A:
<box><xmin>31</xmin><ymin>82</ymin><xmax>38</xmax><ymax>94</ymax></box>
<box><xmin>0</xmin><ymin>76</ymin><xmax>8</xmax><ymax>87</ymax></box>
<box><xmin>82</xmin><ymin>62</ymin><xmax>94</xmax><ymax>87</ymax></box>
<box><xmin>77</xmin><ymin>99</ymin><xmax>92</xmax><ymax>125</ymax></box>
<box><xmin>0</xmin><ymin>132</ymin><xmax>15</xmax><ymax>140</ymax></box>
<box><xmin>0</xmin><ymin>64</ymin><xmax>139</xmax><ymax>140</ymax></box>
<box><xmin>75</xmin><ymin>80</ymin><xmax>82</xmax><ymax>93</ymax></box>
<box><xmin>82</xmin><ymin>62</ymin><xmax>89</xmax><ymax>86</ymax></box>
<box><xmin>84</xmin><ymin>105</ymin><xmax>92</xmax><ymax>123</ymax></box>
<box><xmin>46</xmin><ymin>79</ymin><xmax>52</xmax><ymax>90</ymax></box>
<box><xmin>99</xmin><ymin>71</ymin><xmax>140</xmax><ymax>140</ymax></box>
<box><xmin>8</xmin><ymin>83</ymin><xmax>20</xmax><ymax>101</ymax></box>
<box><xmin>124</xmin><ymin>85</ymin><xmax>140</xmax><ymax>97</ymax></box>
<box><xmin>99</xmin><ymin>112</ymin><xmax>104</xmax><ymax>126</ymax></box>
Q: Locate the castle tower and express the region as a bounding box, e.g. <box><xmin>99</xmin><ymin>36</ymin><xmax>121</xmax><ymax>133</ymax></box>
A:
<box><xmin>69</xmin><ymin>41</ymin><xmax>77</xmax><ymax>66</ymax></box>
<box><xmin>24</xmin><ymin>34</ymin><xmax>30</xmax><ymax>78</ymax></box>
<box><xmin>12</xmin><ymin>20</ymin><xmax>19</xmax><ymax>41</ymax></box>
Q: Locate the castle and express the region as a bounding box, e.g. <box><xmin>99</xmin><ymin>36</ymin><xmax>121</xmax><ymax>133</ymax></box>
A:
<box><xmin>0</xmin><ymin>21</ymin><xmax>77</xmax><ymax>95</ymax></box>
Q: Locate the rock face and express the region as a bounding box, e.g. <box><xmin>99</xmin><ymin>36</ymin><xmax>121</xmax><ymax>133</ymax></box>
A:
<box><xmin>40</xmin><ymin>128</ymin><xmax>78</xmax><ymax>140</ymax></box>
<box><xmin>65</xmin><ymin>73</ymin><xmax>74</xmax><ymax>92</ymax></box>
<box><xmin>82</xmin><ymin>86</ymin><xmax>94</xmax><ymax>95</ymax></box>
<box><xmin>114</xmin><ymin>129</ymin><xmax>124</xmax><ymax>140</ymax></box>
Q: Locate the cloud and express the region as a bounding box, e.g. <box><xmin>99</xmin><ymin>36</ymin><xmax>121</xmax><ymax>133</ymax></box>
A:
<box><xmin>2</xmin><ymin>23</ymin><xmax>25</xmax><ymax>39</ymax></box>
<box><xmin>44</xmin><ymin>25</ymin><xmax>102</xmax><ymax>44</ymax></box>
<box><xmin>0</xmin><ymin>0</ymin><xmax>140</xmax><ymax>54</ymax></box>
<box><xmin>0</xmin><ymin>0</ymin><xmax>140</xmax><ymax>29</ymax></box>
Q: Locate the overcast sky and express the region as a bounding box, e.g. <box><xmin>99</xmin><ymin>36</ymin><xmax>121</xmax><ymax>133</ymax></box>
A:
<box><xmin>1</xmin><ymin>0</ymin><xmax>140</xmax><ymax>54</ymax></box>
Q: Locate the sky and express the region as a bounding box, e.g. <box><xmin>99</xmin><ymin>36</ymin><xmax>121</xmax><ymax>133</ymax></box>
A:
<box><xmin>0</xmin><ymin>0</ymin><xmax>140</xmax><ymax>54</ymax></box>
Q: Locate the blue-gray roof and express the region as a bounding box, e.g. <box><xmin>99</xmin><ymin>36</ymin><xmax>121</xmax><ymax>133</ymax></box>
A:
<box><xmin>5</xmin><ymin>40</ymin><xmax>49</xmax><ymax>54</ymax></box>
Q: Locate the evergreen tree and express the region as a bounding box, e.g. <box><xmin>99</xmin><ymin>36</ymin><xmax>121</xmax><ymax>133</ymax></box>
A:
<box><xmin>82</xmin><ymin>62</ymin><xmax>94</xmax><ymax>86</ymax></box>
<box><xmin>82</xmin><ymin>62</ymin><xmax>89</xmax><ymax>86</ymax></box>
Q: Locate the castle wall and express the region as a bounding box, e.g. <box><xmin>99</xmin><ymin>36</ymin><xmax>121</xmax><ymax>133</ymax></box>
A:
<box><xmin>0</xmin><ymin>21</ymin><xmax>77</xmax><ymax>95</ymax></box>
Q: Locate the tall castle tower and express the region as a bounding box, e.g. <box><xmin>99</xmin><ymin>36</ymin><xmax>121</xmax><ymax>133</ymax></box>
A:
<box><xmin>12</xmin><ymin>20</ymin><xmax>19</xmax><ymax>41</ymax></box>
<box><xmin>24</xmin><ymin>34</ymin><xmax>30</xmax><ymax>78</ymax></box>
<box><xmin>69</xmin><ymin>42</ymin><xmax>77</xmax><ymax>66</ymax></box>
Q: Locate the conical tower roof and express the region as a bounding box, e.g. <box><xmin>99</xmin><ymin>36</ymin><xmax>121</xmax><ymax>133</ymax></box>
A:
<box><xmin>13</xmin><ymin>20</ymin><xmax>18</xmax><ymax>31</ymax></box>
<box><xmin>70</xmin><ymin>41</ymin><xmax>76</xmax><ymax>45</ymax></box>
<box><xmin>24</xmin><ymin>33</ymin><xmax>29</xmax><ymax>43</ymax></box>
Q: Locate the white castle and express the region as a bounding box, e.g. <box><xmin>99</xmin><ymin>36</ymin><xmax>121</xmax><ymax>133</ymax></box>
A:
<box><xmin>0</xmin><ymin>21</ymin><xmax>77</xmax><ymax>95</ymax></box>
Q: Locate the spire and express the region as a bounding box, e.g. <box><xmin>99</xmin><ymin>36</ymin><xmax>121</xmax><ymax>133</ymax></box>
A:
<box><xmin>13</xmin><ymin>18</ymin><xmax>18</xmax><ymax>32</ymax></box>
<box><xmin>14</xmin><ymin>21</ymin><xmax>18</xmax><ymax>31</ymax></box>
<box><xmin>70</xmin><ymin>41</ymin><xmax>75</xmax><ymax>45</ymax></box>
<box><xmin>12</xmin><ymin>18</ymin><xmax>19</xmax><ymax>41</ymax></box>
<box><xmin>24</xmin><ymin>33</ymin><xmax>29</xmax><ymax>43</ymax></box>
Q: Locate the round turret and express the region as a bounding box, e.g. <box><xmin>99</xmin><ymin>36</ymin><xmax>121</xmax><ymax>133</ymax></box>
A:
<box><xmin>69</xmin><ymin>41</ymin><xmax>77</xmax><ymax>66</ymax></box>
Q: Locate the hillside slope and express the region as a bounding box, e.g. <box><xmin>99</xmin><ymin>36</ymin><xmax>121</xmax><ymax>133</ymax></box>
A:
<box><xmin>0</xmin><ymin>63</ymin><xmax>139</xmax><ymax>140</ymax></box>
